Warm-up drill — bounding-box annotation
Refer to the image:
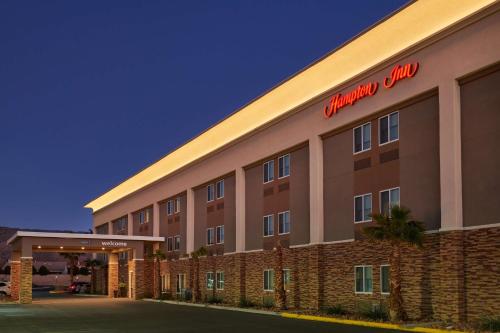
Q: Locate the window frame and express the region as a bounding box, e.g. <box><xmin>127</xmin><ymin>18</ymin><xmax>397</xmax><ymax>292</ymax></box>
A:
<box><xmin>354</xmin><ymin>265</ymin><xmax>373</xmax><ymax>294</ymax></box>
<box><xmin>161</xmin><ymin>273</ymin><xmax>171</xmax><ymax>292</ymax></box>
<box><xmin>354</xmin><ymin>193</ymin><xmax>372</xmax><ymax>223</ymax></box>
<box><xmin>215</xmin><ymin>180</ymin><xmax>224</xmax><ymax>199</ymax></box>
<box><xmin>278</xmin><ymin>210</ymin><xmax>291</xmax><ymax>235</ymax></box>
<box><xmin>353</xmin><ymin>122</ymin><xmax>372</xmax><ymax>154</ymax></box>
<box><xmin>263</xmin><ymin>269</ymin><xmax>275</xmax><ymax>292</ymax></box>
<box><xmin>174</xmin><ymin>197</ymin><xmax>181</xmax><ymax>214</ymax></box>
<box><xmin>206</xmin><ymin>272</ymin><xmax>214</xmax><ymax>290</ymax></box>
<box><xmin>176</xmin><ymin>273</ymin><xmax>186</xmax><ymax>294</ymax></box>
<box><xmin>216</xmin><ymin>271</ymin><xmax>224</xmax><ymax>290</ymax></box>
<box><xmin>379</xmin><ymin>187</ymin><xmax>400</xmax><ymax>216</ymax></box>
<box><xmin>380</xmin><ymin>264</ymin><xmax>390</xmax><ymax>295</ymax></box>
<box><xmin>263</xmin><ymin>214</ymin><xmax>274</xmax><ymax>237</ymax></box>
<box><xmin>174</xmin><ymin>235</ymin><xmax>180</xmax><ymax>251</ymax></box>
<box><xmin>263</xmin><ymin>160</ymin><xmax>275</xmax><ymax>184</ymax></box>
<box><xmin>207</xmin><ymin>184</ymin><xmax>215</xmax><ymax>202</ymax></box>
<box><xmin>216</xmin><ymin>225</ymin><xmax>224</xmax><ymax>244</ymax></box>
<box><xmin>378</xmin><ymin>111</ymin><xmax>399</xmax><ymax>146</ymax></box>
<box><xmin>283</xmin><ymin>268</ymin><xmax>291</xmax><ymax>292</ymax></box>
<box><xmin>278</xmin><ymin>154</ymin><xmax>290</xmax><ymax>179</ymax></box>
<box><xmin>206</xmin><ymin>228</ymin><xmax>215</xmax><ymax>246</ymax></box>
<box><xmin>167</xmin><ymin>200</ymin><xmax>174</xmax><ymax>215</ymax></box>
<box><xmin>167</xmin><ymin>237</ymin><xmax>173</xmax><ymax>252</ymax></box>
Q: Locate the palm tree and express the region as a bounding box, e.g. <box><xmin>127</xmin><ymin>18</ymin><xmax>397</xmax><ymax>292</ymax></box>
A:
<box><xmin>149</xmin><ymin>249</ymin><xmax>166</xmax><ymax>299</ymax></box>
<box><xmin>85</xmin><ymin>258</ymin><xmax>102</xmax><ymax>294</ymax></box>
<box><xmin>60</xmin><ymin>253</ymin><xmax>83</xmax><ymax>284</ymax></box>
<box><xmin>191</xmin><ymin>247</ymin><xmax>207</xmax><ymax>302</ymax></box>
<box><xmin>363</xmin><ymin>205</ymin><xmax>425</xmax><ymax>322</ymax></box>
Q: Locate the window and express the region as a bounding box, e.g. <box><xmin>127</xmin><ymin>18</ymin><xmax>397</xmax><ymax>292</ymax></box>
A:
<box><xmin>354</xmin><ymin>193</ymin><xmax>372</xmax><ymax>223</ymax></box>
<box><xmin>139</xmin><ymin>210</ymin><xmax>149</xmax><ymax>224</ymax></box>
<box><xmin>117</xmin><ymin>218</ymin><xmax>126</xmax><ymax>231</ymax></box>
<box><xmin>167</xmin><ymin>237</ymin><xmax>173</xmax><ymax>251</ymax></box>
<box><xmin>176</xmin><ymin>273</ymin><xmax>186</xmax><ymax>294</ymax></box>
<box><xmin>207</xmin><ymin>184</ymin><xmax>215</xmax><ymax>202</ymax></box>
<box><xmin>118</xmin><ymin>252</ymin><xmax>128</xmax><ymax>261</ymax></box>
<box><xmin>354</xmin><ymin>123</ymin><xmax>371</xmax><ymax>153</ymax></box>
<box><xmin>167</xmin><ymin>200</ymin><xmax>174</xmax><ymax>215</ymax></box>
<box><xmin>174</xmin><ymin>235</ymin><xmax>180</xmax><ymax>251</ymax></box>
<box><xmin>263</xmin><ymin>160</ymin><xmax>274</xmax><ymax>183</ymax></box>
<box><xmin>380</xmin><ymin>187</ymin><xmax>400</xmax><ymax>216</ymax></box>
<box><xmin>263</xmin><ymin>269</ymin><xmax>274</xmax><ymax>291</ymax></box>
<box><xmin>278</xmin><ymin>154</ymin><xmax>290</xmax><ymax>178</ymax></box>
<box><xmin>263</xmin><ymin>215</ymin><xmax>274</xmax><ymax>237</ymax></box>
<box><xmin>161</xmin><ymin>274</ymin><xmax>170</xmax><ymax>291</ymax></box>
<box><xmin>216</xmin><ymin>226</ymin><xmax>224</xmax><ymax>244</ymax></box>
<box><xmin>206</xmin><ymin>272</ymin><xmax>214</xmax><ymax>290</ymax></box>
<box><xmin>355</xmin><ymin>266</ymin><xmax>373</xmax><ymax>293</ymax></box>
<box><xmin>215</xmin><ymin>180</ymin><xmax>224</xmax><ymax>199</ymax></box>
<box><xmin>381</xmin><ymin>265</ymin><xmax>390</xmax><ymax>294</ymax></box>
<box><xmin>278</xmin><ymin>211</ymin><xmax>290</xmax><ymax>234</ymax></box>
<box><xmin>216</xmin><ymin>271</ymin><xmax>224</xmax><ymax>290</ymax></box>
<box><xmin>283</xmin><ymin>269</ymin><xmax>291</xmax><ymax>292</ymax></box>
<box><xmin>174</xmin><ymin>197</ymin><xmax>181</xmax><ymax>213</ymax></box>
<box><xmin>207</xmin><ymin>228</ymin><xmax>214</xmax><ymax>245</ymax></box>
<box><xmin>379</xmin><ymin>111</ymin><xmax>399</xmax><ymax>145</ymax></box>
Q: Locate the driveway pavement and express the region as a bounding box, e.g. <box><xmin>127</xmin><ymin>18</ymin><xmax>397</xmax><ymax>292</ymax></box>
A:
<box><xmin>0</xmin><ymin>296</ymin><xmax>406</xmax><ymax>333</ymax></box>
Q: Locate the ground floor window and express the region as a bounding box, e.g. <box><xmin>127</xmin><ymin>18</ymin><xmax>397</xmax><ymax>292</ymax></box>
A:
<box><xmin>176</xmin><ymin>273</ymin><xmax>186</xmax><ymax>294</ymax></box>
<box><xmin>206</xmin><ymin>272</ymin><xmax>214</xmax><ymax>290</ymax></box>
<box><xmin>161</xmin><ymin>274</ymin><xmax>170</xmax><ymax>291</ymax></box>
<box><xmin>381</xmin><ymin>265</ymin><xmax>390</xmax><ymax>294</ymax></box>
<box><xmin>355</xmin><ymin>266</ymin><xmax>373</xmax><ymax>294</ymax></box>
<box><xmin>264</xmin><ymin>269</ymin><xmax>274</xmax><ymax>291</ymax></box>
<box><xmin>283</xmin><ymin>269</ymin><xmax>291</xmax><ymax>292</ymax></box>
<box><xmin>216</xmin><ymin>271</ymin><xmax>224</xmax><ymax>290</ymax></box>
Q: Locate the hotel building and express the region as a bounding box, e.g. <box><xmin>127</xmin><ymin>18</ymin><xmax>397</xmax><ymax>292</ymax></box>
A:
<box><xmin>83</xmin><ymin>1</ymin><xmax>499</xmax><ymax>323</ymax></box>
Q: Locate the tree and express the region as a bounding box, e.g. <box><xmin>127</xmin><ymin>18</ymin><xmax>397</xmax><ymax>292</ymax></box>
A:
<box><xmin>191</xmin><ymin>247</ymin><xmax>207</xmax><ymax>302</ymax></box>
<box><xmin>149</xmin><ymin>249</ymin><xmax>166</xmax><ymax>299</ymax></box>
<box><xmin>3</xmin><ymin>266</ymin><xmax>10</xmax><ymax>275</ymax></box>
<box><xmin>59</xmin><ymin>253</ymin><xmax>83</xmax><ymax>284</ymax></box>
<box><xmin>38</xmin><ymin>265</ymin><xmax>49</xmax><ymax>276</ymax></box>
<box><xmin>78</xmin><ymin>267</ymin><xmax>89</xmax><ymax>276</ymax></box>
<box><xmin>363</xmin><ymin>205</ymin><xmax>425</xmax><ymax>322</ymax></box>
<box><xmin>85</xmin><ymin>258</ymin><xmax>102</xmax><ymax>294</ymax></box>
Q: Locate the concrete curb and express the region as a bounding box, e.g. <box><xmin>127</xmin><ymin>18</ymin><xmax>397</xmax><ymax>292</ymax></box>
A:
<box><xmin>142</xmin><ymin>298</ymin><xmax>279</xmax><ymax>316</ymax></box>
<box><xmin>281</xmin><ymin>313</ymin><xmax>465</xmax><ymax>333</ymax></box>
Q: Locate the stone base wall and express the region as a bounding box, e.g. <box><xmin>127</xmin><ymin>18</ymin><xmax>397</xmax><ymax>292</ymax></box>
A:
<box><xmin>148</xmin><ymin>227</ymin><xmax>499</xmax><ymax>323</ymax></box>
<box><xmin>108</xmin><ymin>261</ymin><xmax>118</xmax><ymax>298</ymax></box>
<box><xmin>128</xmin><ymin>259</ymin><xmax>145</xmax><ymax>300</ymax></box>
<box><xmin>9</xmin><ymin>261</ymin><xmax>20</xmax><ymax>301</ymax></box>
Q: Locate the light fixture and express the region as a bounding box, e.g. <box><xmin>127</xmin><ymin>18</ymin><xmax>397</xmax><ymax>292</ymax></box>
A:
<box><xmin>102</xmin><ymin>247</ymin><xmax>105</xmax><ymax>250</ymax></box>
<box><xmin>81</xmin><ymin>247</ymin><xmax>85</xmax><ymax>250</ymax></box>
<box><xmin>60</xmin><ymin>246</ymin><xmax>64</xmax><ymax>249</ymax></box>
<box><xmin>37</xmin><ymin>245</ymin><xmax>41</xmax><ymax>249</ymax></box>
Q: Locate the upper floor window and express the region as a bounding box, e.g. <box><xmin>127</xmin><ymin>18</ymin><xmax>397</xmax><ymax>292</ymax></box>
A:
<box><xmin>379</xmin><ymin>111</ymin><xmax>399</xmax><ymax>145</ymax></box>
<box><xmin>139</xmin><ymin>210</ymin><xmax>149</xmax><ymax>224</ymax></box>
<box><xmin>167</xmin><ymin>237</ymin><xmax>173</xmax><ymax>252</ymax></box>
<box><xmin>117</xmin><ymin>218</ymin><xmax>127</xmax><ymax>231</ymax></box>
<box><xmin>381</xmin><ymin>265</ymin><xmax>390</xmax><ymax>294</ymax></box>
<box><xmin>355</xmin><ymin>265</ymin><xmax>373</xmax><ymax>294</ymax></box>
<box><xmin>380</xmin><ymin>187</ymin><xmax>400</xmax><ymax>216</ymax></box>
<box><xmin>354</xmin><ymin>193</ymin><xmax>372</xmax><ymax>223</ymax></box>
<box><xmin>167</xmin><ymin>200</ymin><xmax>174</xmax><ymax>215</ymax></box>
<box><xmin>216</xmin><ymin>180</ymin><xmax>224</xmax><ymax>199</ymax></box>
<box><xmin>263</xmin><ymin>215</ymin><xmax>274</xmax><ymax>237</ymax></box>
<box><xmin>174</xmin><ymin>197</ymin><xmax>181</xmax><ymax>213</ymax></box>
<box><xmin>278</xmin><ymin>211</ymin><xmax>290</xmax><ymax>234</ymax></box>
<box><xmin>278</xmin><ymin>154</ymin><xmax>290</xmax><ymax>178</ymax></box>
<box><xmin>207</xmin><ymin>184</ymin><xmax>215</xmax><ymax>202</ymax></box>
<box><xmin>216</xmin><ymin>225</ymin><xmax>224</xmax><ymax>244</ymax></box>
<box><xmin>354</xmin><ymin>123</ymin><xmax>371</xmax><ymax>153</ymax></box>
<box><xmin>263</xmin><ymin>269</ymin><xmax>274</xmax><ymax>291</ymax></box>
<box><xmin>174</xmin><ymin>235</ymin><xmax>181</xmax><ymax>251</ymax></box>
<box><xmin>263</xmin><ymin>160</ymin><xmax>274</xmax><ymax>183</ymax></box>
<box><xmin>207</xmin><ymin>228</ymin><xmax>215</xmax><ymax>245</ymax></box>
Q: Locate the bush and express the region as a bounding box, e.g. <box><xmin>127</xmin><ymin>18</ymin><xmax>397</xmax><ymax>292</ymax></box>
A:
<box><xmin>262</xmin><ymin>296</ymin><xmax>275</xmax><ymax>309</ymax></box>
<box><xmin>78</xmin><ymin>267</ymin><xmax>89</xmax><ymax>276</ymax></box>
<box><xmin>207</xmin><ymin>295</ymin><xmax>223</xmax><ymax>304</ymax></box>
<box><xmin>357</xmin><ymin>302</ymin><xmax>388</xmax><ymax>321</ymax></box>
<box><xmin>38</xmin><ymin>265</ymin><xmax>50</xmax><ymax>276</ymax></box>
<box><xmin>239</xmin><ymin>297</ymin><xmax>255</xmax><ymax>308</ymax></box>
<box><xmin>478</xmin><ymin>316</ymin><xmax>500</xmax><ymax>332</ymax></box>
<box><xmin>160</xmin><ymin>292</ymin><xmax>172</xmax><ymax>300</ymax></box>
<box><xmin>325</xmin><ymin>304</ymin><xmax>348</xmax><ymax>316</ymax></box>
<box><xmin>3</xmin><ymin>266</ymin><xmax>10</xmax><ymax>275</ymax></box>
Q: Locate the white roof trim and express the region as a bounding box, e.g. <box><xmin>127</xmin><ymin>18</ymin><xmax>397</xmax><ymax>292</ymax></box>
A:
<box><xmin>7</xmin><ymin>231</ymin><xmax>164</xmax><ymax>245</ymax></box>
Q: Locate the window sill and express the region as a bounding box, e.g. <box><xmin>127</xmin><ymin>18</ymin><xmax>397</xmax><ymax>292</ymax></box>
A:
<box><xmin>354</xmin><ymin>220</ymin><xmax>372</xmax><ymax>224</ymax></box>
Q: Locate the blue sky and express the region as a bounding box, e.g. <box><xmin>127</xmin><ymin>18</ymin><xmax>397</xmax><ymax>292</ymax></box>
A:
<box><xmin>0</xmin><ymin>0</ymin><xmax>408</xmax><ymax>231</ymax></box>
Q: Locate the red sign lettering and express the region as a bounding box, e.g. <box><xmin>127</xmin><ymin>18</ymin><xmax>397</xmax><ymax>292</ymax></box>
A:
<box><xmin>383</xmin><ymin>62</ymin><xmax>419</xmax><ymax>89</ymax></box>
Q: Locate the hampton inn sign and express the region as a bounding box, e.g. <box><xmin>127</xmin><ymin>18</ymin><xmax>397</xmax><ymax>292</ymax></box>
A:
<box><xmin>323</xmin><ymin>62</ymin><xmax>419</xmax><ymax>118</ymax></box>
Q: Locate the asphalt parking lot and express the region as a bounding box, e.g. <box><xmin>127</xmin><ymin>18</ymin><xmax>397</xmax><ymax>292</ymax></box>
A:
<box><xmin>0</xmin><ymin>296</ymin><xmax>406</xmax><ymax>333</ymax></box>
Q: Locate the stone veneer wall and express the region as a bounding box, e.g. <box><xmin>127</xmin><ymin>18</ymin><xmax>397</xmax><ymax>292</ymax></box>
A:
<box><xmin>153</xmin><ymin>227</ymin><xmax>499</xmax><ymax>323</ymax></box>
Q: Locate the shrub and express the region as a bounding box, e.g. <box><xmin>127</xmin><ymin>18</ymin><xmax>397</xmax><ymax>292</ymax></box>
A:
<box><xmin>478</xmin><ymin>316</ymin><xmax>500</xmax><ymax>332</ymax></box>
<box><xmin>325</xmin><ymin>304</ymin><xmax>348</xmax><ymax>316</ymax></box>
<box><xmin>38</xmin><ymin>265</ymin><xmax>49</xmax><ymax>276</ymax></box>
<box><xmin>207</xmin><ymin>295</ymin><xmax>223</xmax><ymax>304</ymax></box>
<box><xmin>160</xmin><ymin>292</ymin><xmax>172</xmax><ymax>300</ymax></box>
<box><xmin>78</xmin><ymin>267</ymin><xmax>89</xmax><ymax>276</ymax></box>
<box><xmin>262</xmin><ymin>296</ymin><xmax>275</xmax><ymax>309</ymax></box>
<box><xmin>239</xmin><ymin>297</ymin><xmax>255</xmax><ymax>308</ymax></box>
<box><xmin>357</xmin><ymin>302</ymin><xmax>388</xmax><ymax>321</ymax></box>
<box><xmin>3</xmin><ymin>266</ymin><xmax>10</xmax><ymax>275</ymax></box>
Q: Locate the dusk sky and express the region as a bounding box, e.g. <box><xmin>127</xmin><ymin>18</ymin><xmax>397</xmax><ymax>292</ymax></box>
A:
<box><xmin>0</xmin><ymin>0</ymin><xmax>408</xmax><ymax>231</ymax></box>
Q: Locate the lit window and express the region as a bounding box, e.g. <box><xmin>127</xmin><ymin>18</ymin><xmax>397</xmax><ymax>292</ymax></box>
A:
<box><xmin>263</xmin><ymin>269</ymin><xmax>274</xmax><ymax>291</ymax></box>
<box><xmin>379</xmin><ymin>112</ymin><xmax>399</xmax><ymax>145</ymax></box>
<box><xmin>167</xmin><ymin>237</ymin><xmax>173</xmax><ymax>251</ymax></box>
<box><xmin>207</xmin><ymin>184</ymin><xmax>215</xmax><ymax>202</ymax></box>
<box><xmin>381</xmin><ymin>265</ymin><xmax>390</xmax><ymax>294</ymax></box>
<box><xmin>206</xmin><ymin>272</ymin><xmax>214</xmax><ymax>290</ymax></box>
<box><xmin>207</xmin><ymin>228</ymin><xmax>214</xmax><ymax>245</ymax></box>
<box><xmin>380</xmin><ymin>187</ymin><xmax>400</xmax><ymax>216</ymax></box>
<box><xmin>355</xmin><ymin>266</ymin><xmax>373</xmax><ymax>293</ymax></box>
<box><xmin>176</xmin><ymin>273</ymin><xmax>186</xmax><ymax>294</ymax></box>
<box><xmin>174</xmin><ymin>236</ymin><xmax>180</xmax><ymax>251</ymax></box>
<box><xmin>354</xmin><ymin>123</ymin><xmax>371</xmax><ymax>153</ymax></box>
<box><xmin>216</xmin><ymin>226</ymin><xmax>224</xmax><ymax>244</ymax></box>
<box><xmin>167</xmin><ymin>200</ymin><xmax>174</xmax><ymax>215</ymax></box>
<box><xmin>161</xmin><ymin>274</ymin><xmax>170</xmax><ymax>291</ymax></box>
<box><xmin>216</xmin><ymin>180</ymin><xmax>224</xmax><ymax>199</ymax></box>
<box><xmin>354</xmin><ymin>194</ymin><xmax>372</xmax><ymax>223</ymax></box>
<box><xmin>174</xmin><ymin>197</ymin><xmax>181</xmax><ymax>213</ymax></box>
<box><xmin>216</xmin><ymin>272</ymin><xmax>224</xmax><ymax>290</ymax></box>
<box><xmin>263</xmin><ymin>215</ymin><xmax>274</xmax><ymax>237</ymax></box>
<box><xmin>278</xmin><ymin>154</ymin><xmax>290</xmax><ymax>178</ymax></box>
<box><xmin>263</xmin><ymin>160</ymin><xmax>274</xmax><ymax>183</ymax></box>
<box><xmin>283</xmin><ymin>269</ymin><xmax>291</xmax><ymax>292</ymax></box>
<box><xmin>278</xmin><ymin>211</ymin><xmax>290</xmax><ymax>234</ymax></box>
